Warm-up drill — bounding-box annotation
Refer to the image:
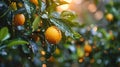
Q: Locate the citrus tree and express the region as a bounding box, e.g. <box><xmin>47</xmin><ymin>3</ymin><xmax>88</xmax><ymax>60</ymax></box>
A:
<box><xmin>0</xmin><ymin>0</ymin><xmax>120</xmax><ymax>67</ymax></box>
<box><xmin>0</xmin><ymin>0</ymin><xmax>80</xmax><ymax>67</ymax></box>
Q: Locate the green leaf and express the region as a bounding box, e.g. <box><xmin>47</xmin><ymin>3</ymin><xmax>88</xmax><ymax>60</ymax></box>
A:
<box><xmin>77</xmin><ymin>47</ymin><xmax>84</xmax><ymax>58</ymax></box>
<box><xmin>41</xmin><ymin>2</ymin><xmax>46</xmax><ymax>12</ymax></box>
<box><xmin>63</xmin><ymin>44</ymin><xmax>69</xmax><ymax>48</ymax></box>
<box><xmin>46</xmin><ymin>0</ymin><xmax>53</xmax><ymax>7</ymax></box>
<box><xmin>32</xmin><ymin>16</ymin><xmax>41</xmax><ymax>31</ymax></box>
<box><xmin>23</xmin><ymin>0</ymin><xmax>31</xmax><ymax>18</ymax></box>
<box><xmin>60</xmin><ymin>11</ymin><xmax>77</xmax><ymax>20</ymax></box>
<box><xmin>7</xmin><ymin>40</ymin><xmax>29</xmax><ymax>47</ymax></box>
<box><xmin>50</xmin><ymin>18</ymin><xmax>74</xmax><ymax>38</ymax></box>
<box><xmin>22</xmin><ymin>45</ymin><xmax>31</xmax><ymax>53</ymax></box>
<box><xmin>0</xmin><ymin>27</ymin><xmax>10</xmax><ymax>41</ymax></box>
<box><xmin>47</xmin><ymin>3</ymin><xmax>57</xmax><ymax>16</ymax></box>
<box><xmin>55</xmin><ymin>0</ymin><xmax>69</xmax><ymax>5</ymax></box>
<box><xmin>60</xmin><ymin>11</ymin><xmax>81</xmax><ymax>27</ymax></box>
<box><xmin>38</xmin><ymin>0</ymin><xmax>41</xmax><ymax>7</ymax></box>
<box><xmin>94</xmin><ymin>52</ymin><xmax>102</xmax><ymax>59</ymax></box>
<box><xmin>73</xmin><ymin>32</ymin><xmax>81</xmax><ymax>39</ymax></box>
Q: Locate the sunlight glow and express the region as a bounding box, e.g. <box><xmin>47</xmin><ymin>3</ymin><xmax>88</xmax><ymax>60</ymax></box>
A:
<box><xmin>93</xmin><ymin>26</ymin><xmax>98</xmax><ymax>32</ymax></box>
<box><xmin>88</xmin><ymin>3</ymin><xmax>97</xmax><ymax>13</ymax></box>
<box><xmin>73</xmin><ymin>0</ymin><xmax>83</xmax><ymax>4</ymax></box>
<box><xmin>94</xmin><ymin>11</ymin><xmax>103</xmax><ymax>20</ymax></box>
<box><xmin>61</xmin><ymin>0</ymin><xmax>73</xmax><ymax>3</ymax></box>
<box><xmin>56</xmin><ymin>4</ymin><xmax>69</xmax><ymax>12</ymax></box>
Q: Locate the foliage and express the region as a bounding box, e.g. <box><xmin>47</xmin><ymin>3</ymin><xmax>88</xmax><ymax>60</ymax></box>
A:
<box><xmin>0</xmin><ymin>0</ymin><xmax>80</xmax><ymax>67</ymax></box>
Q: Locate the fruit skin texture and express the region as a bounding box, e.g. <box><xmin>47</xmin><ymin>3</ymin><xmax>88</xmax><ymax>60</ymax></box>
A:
<box><xmin>14</xmin><ymin>14</ymin><xmax>25</xmax><ymax>26</ymax></box>
<box><xmin>45</xmin><ymin>26</ymin><xmax>62</xmax><ymax>44</ymax></box>
<box><xmin>30</xmin><ymin>0</ymin><xmax>38</xmax><ymax>6</ymax></box>
<box><xmin>84</xmin><ymin>44</ymin><xmax>92</xmax><ymax>53</ymax></box>
<box><xmin>106</xmin><ymin>13</ymin><xmax>113</xmax><ymax>22</ymax></box>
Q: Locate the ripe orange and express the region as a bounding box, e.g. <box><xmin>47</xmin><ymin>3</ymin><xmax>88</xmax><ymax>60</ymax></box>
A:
<box><xmin>45</xmin><ymin>26</ymin><xmax>62</xmax><ymax>44</ymax></box>
<box><xmin>30</xmin><ymin>0</ymin><xmax>38</xmax><ymax>6</ymax></box>
<box><xmin>84</xmin><ymin>44</ymin><xmax>92</xmax><ymax>53</ymax></box>
<box><xmin>14</xmin><ymin>14</ymin><xmax>25</xmax><ymax>26</ymax></box>
<box><xmin>106</xmin><ymin>13</ymin><xmax>113</xmax><ymax>22</ymax></box>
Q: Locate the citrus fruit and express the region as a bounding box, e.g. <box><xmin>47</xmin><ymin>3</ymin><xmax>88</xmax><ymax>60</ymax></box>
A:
<box><xmin>84</xmin><ymin>44</ymin><xmax>92</xmax><ymax>53</ymax></box>
<box><xmin>106</xmin><ymin>13</ymin><xmax>113</xmax><ymax>22</ymax></box>
<box><xmin>45</xmin><ymin>26</ymin><xmax>62</xmax><ymax>44</ymax></box>
<box><xmin>14</xmin><ymin>14</ymin><xmax>25</xmax><ymax>26</ymax></box>
<box><xmin>30</xmin><ymin>0</ymin><xmax>38</xmax><ymax>6</ymax></box>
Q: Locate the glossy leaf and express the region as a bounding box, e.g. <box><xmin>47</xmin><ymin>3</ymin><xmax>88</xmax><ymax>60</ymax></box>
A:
<box><xmin>41</xmin><ymin>1</ymin><xmax>46</xmax><ymax>12</ymax></box>
<box><xmin>22</xmin><ymin>45</ymin><xmax>31</xmax><ymax>54</ymax></box>
<box><xmin>29</xmin><ymin>41</ymin><xmax>38</xmax><ymax>54</ymax></box>
<box><xmin>47</xmin><ymin>3</ymin><xmax>57</xmax><ymax>16</ymax></box>
<box><xmin>32</xmin><ymin>16</ymin><xmax>41</xmax><ymax>31</ymax></box>
<box><xmin>23</xmin><ymin>0</ymin><xmax>31</xmax><ymax>18</ymax></box>
<box><xmin>73</xmin><ymin>32</ymin><xmax>81</xmax><ymax>39</ymax></box>
<box><xmin>0</xmin><ymin>1</ymin><xmax>8</xmax><ymax>18</ymax></box>
<box><xmin>60</xmin><ymin>11</ymin><xmax>80</xmax><ymax>27</ymax></box>
<box><xmin>60</xmin><ymin>11</ymin><xmax>77</xmax><ymax>20</ymax></box>
<box><xmin>50</xmin><ymin>18</ymin><xmax>74</xmax><ymax>38</ymax></box>
<box><xmin>0</xmin><ymin>27</ymin><xmax>10</xmax><ymax>41</ymax></box>
<box><xmin>7</xmin><ymin>40</ymin><xmax>29</xmax><ymax>47</ymax></box>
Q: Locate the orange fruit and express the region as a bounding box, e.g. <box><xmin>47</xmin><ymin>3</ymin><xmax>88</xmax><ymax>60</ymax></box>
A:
<box><xmin>84</xmin><ymin>44</ymin><xmax>92</xmax><ymax>53</ymax></box>
<box><xmin>42</xmin><ymin>64</ymin><xmax>47</xmax><ymax>67</ymax></box>
<box><xmin>45</xmin><ymin>26</ymin><xmax>62</xmax><ymax>44</ymax></box>
<box><xmin>30</xmin><ymin>0</ymin><xmax>38</xmax><ymax>6</ymax></box>
<box><xmin>106</xmin><ymin>13</ymin><xmax>113</xmax><ymax>22</ymax></box>
<box><xmin>79</xmin><ymin>58</ymin><xmax>84</xmax><ymax>63</ymax></box>
<box><xmin>14</xmin><ymin>14</ymin><xmax>25</xmax><ymax>26</ymax></box>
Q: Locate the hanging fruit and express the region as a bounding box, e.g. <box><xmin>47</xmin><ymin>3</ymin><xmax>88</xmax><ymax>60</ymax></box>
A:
<box><xmin>14</xmin><ymin>14</ymin><xmax>25</xmax><ymax>26</ymax></box>
<box><xmin>45</xmin><ymin>26</ymin><xmax>62</xmax><ymax>44</ymax></box>
<box><xmin>30</xmin><ymin>0</ymin><xmax>38</xmax><ymax>6</ymax></box>
<box><xmin>84</xmin><ymin>42</ymin><xmax>92</xmax><ymax>53</ymax></box>
<box><xmin>106</xmin><ymin>13</ymin><xmax>114</xmax><ymax>22</ymax></box>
